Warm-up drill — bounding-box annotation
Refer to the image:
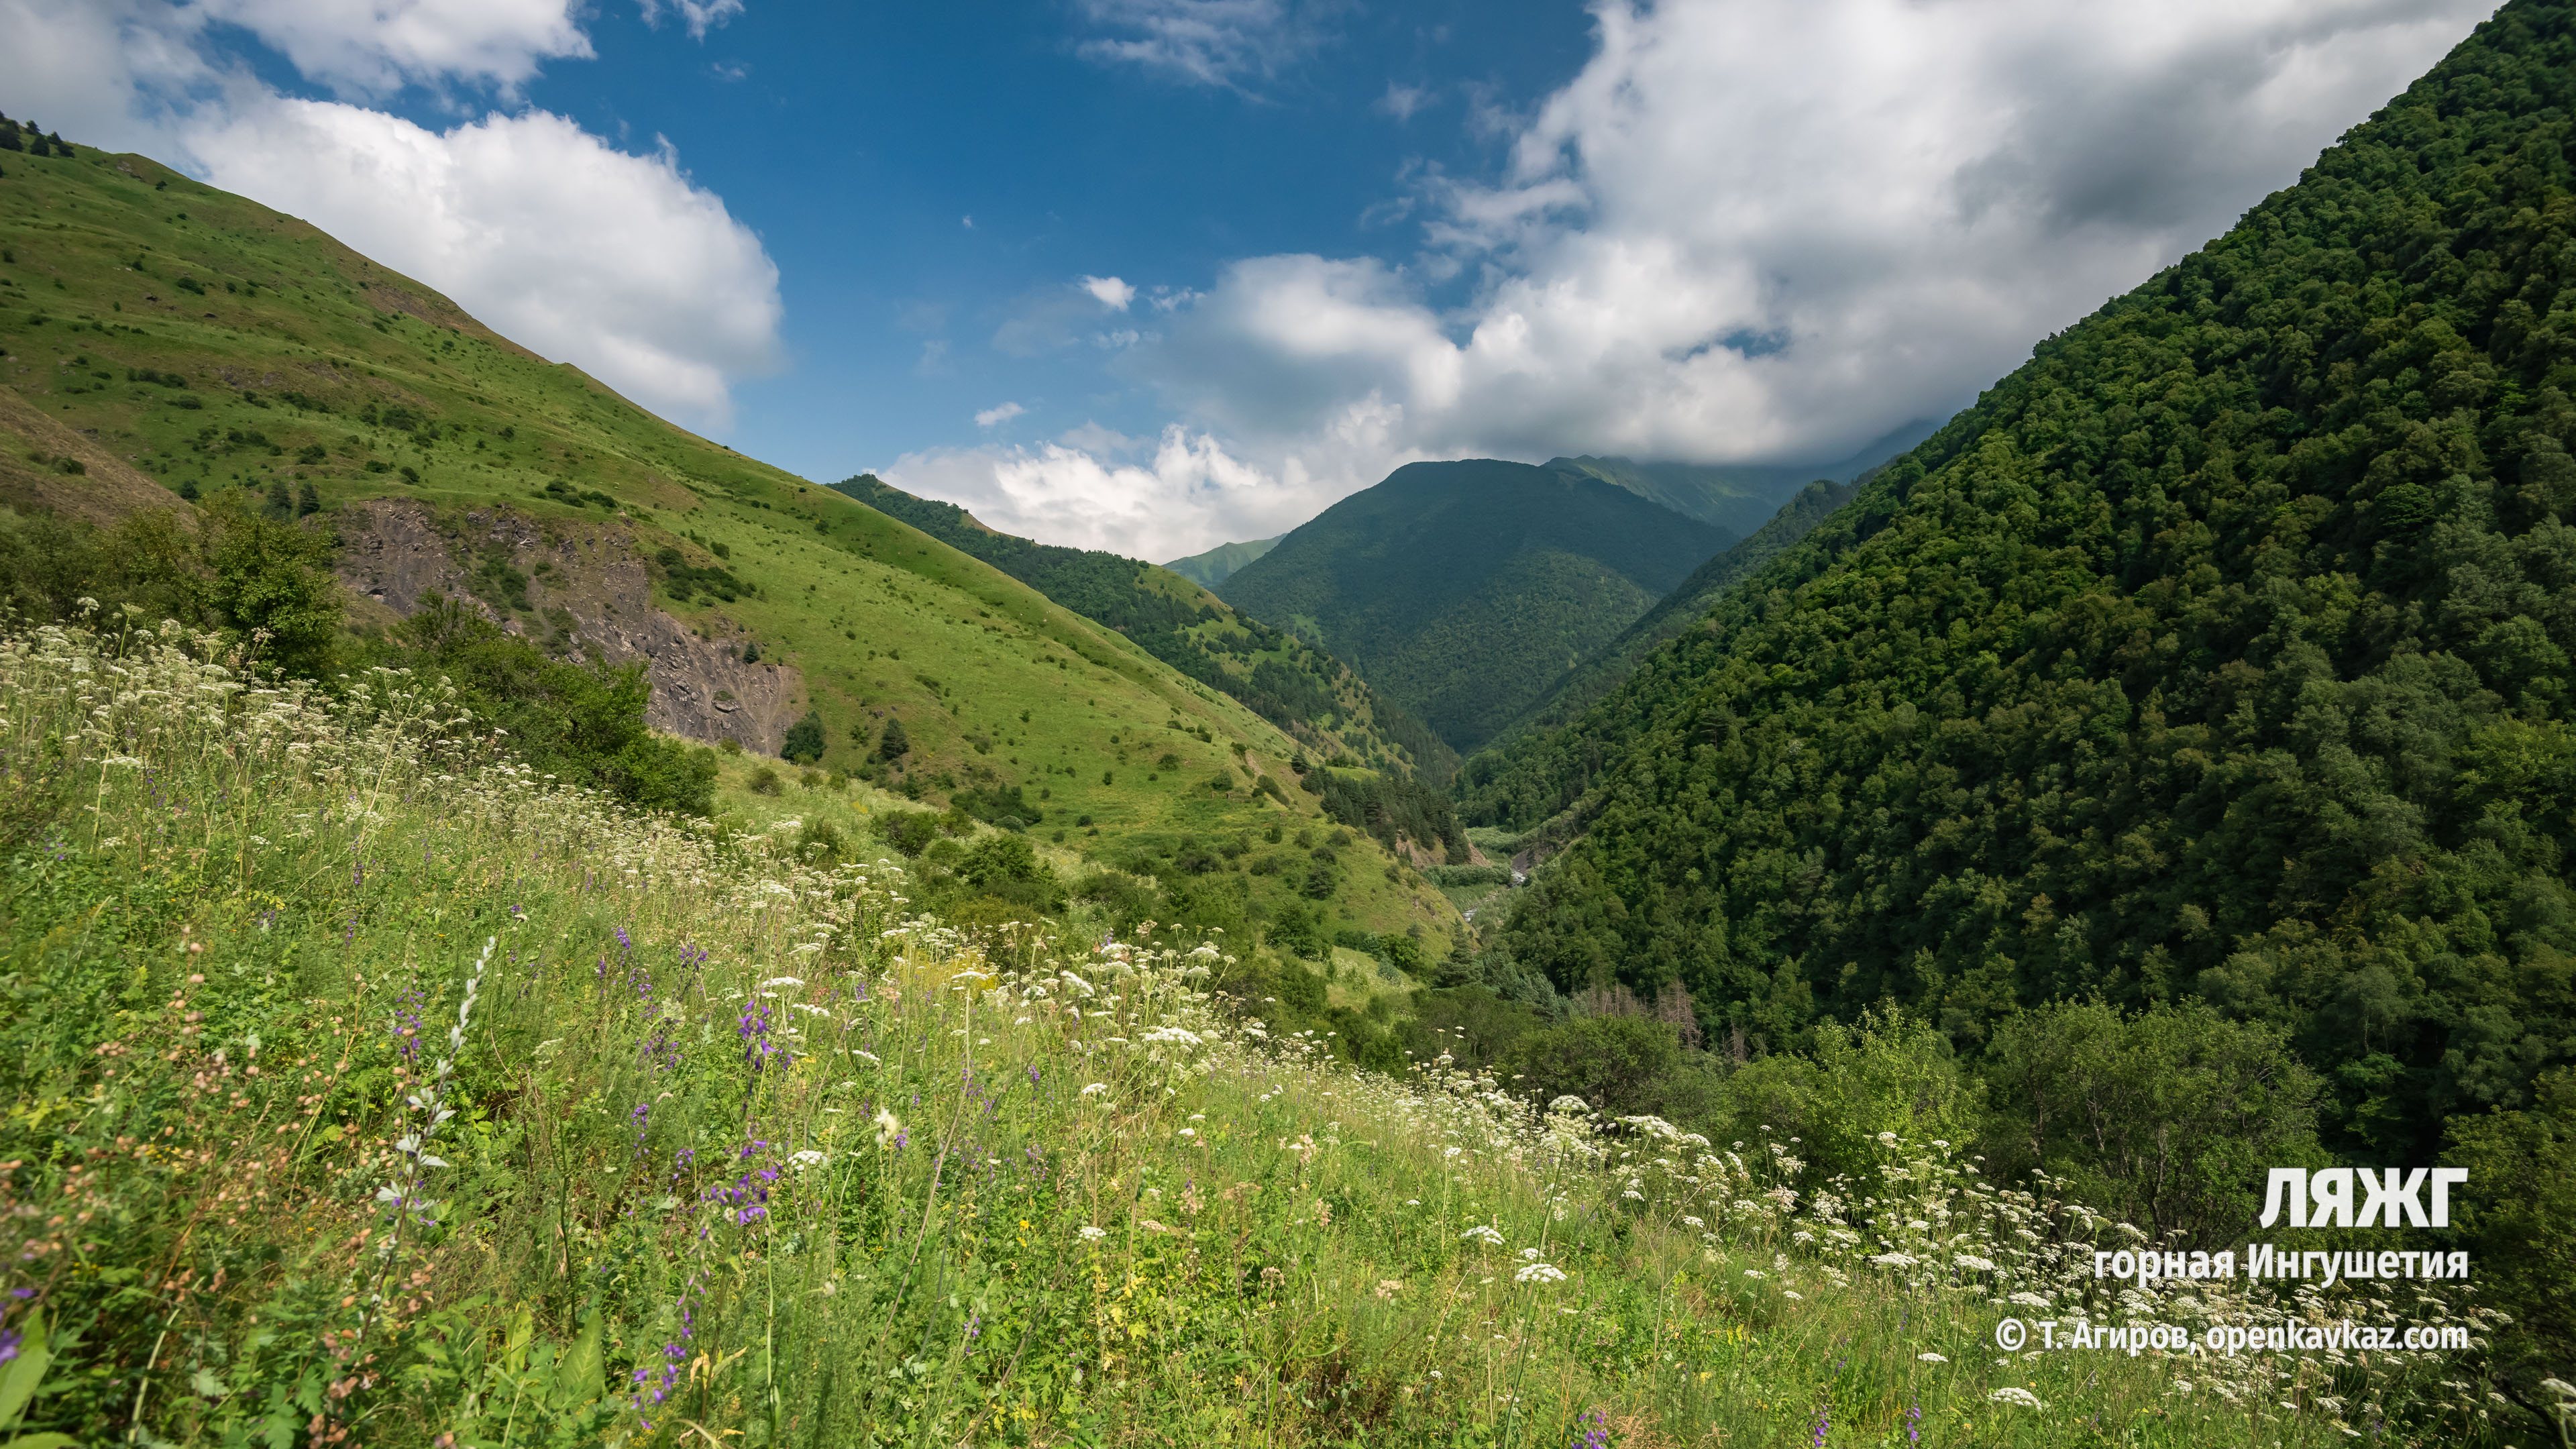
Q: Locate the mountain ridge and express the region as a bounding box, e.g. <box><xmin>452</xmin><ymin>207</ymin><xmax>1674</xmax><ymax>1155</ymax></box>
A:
<box><xmin>1163</xmin><ymin>533</ymin><xmax>1283</xmax><ymax>589</ymax></box>
<box><xmin>1218</xmin><ymin>458</ymin><xmax>1734</xmax><ymax>753</ymax></box>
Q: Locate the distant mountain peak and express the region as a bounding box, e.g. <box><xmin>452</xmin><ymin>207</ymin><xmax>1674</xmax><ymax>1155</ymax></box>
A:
<box><xmin>1163</xmin><ymin>535</ymin><xmax>1283</xmax><ymax>590</ymax></box>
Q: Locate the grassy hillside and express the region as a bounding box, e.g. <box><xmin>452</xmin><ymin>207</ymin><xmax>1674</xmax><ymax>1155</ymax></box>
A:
<box><xmin>1462</xmin><ymin>478</ymin><xmax>1861</xmax><ymax>795</ymax></box>
<box><xmin>0</xmin><ymin>619</ymin><xmax>2514</xmax><ymax>1447</ymax></box>
<box><xmin>1161</xmin><ymin>533</ymin><xmax>1281</xmax><ymax>589</ymax></box>
<box><xmin>828</xmin><ymin>474</ymin><xmax>1453</xmax><ymax>784</ymax></box>
<box><xmin>1479</xmin><ymin>0</ymin><xmax>2576</xmax><ymax>1400</ymax></box>
<box><xmin>0</xmin><ymin>129</ymin><xmax>1462</xmax><ymax>959</ymax></box>
<box><xmin>1220</xmin><ymin>460</ymin><xmax>1732</xmax><ymax>753</ymax></box>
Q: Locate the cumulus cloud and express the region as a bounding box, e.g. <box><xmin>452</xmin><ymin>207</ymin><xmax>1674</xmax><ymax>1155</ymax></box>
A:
<box><xmin>885</xmin><ymin>421</ymin><xmax>1397</xmax><ymax>561</ymax></box>
<box><xmin>1081</xmin><ymin>275</ymin><xmax>1137</xmax><ymax>311</ymax></box>
<box><xmin>926</xmin><ymin>0</ymin><xmax>2483</xmax><ymax>554</ymax></box>
<box><xmin>1073</xmin><ymin>0</ymin><xmax>1341</xmax><ymax>90</ymax></box>
<box><xmin>1124</xmin><ymin>0</ymin><xmax>2496</xmax><ymax>480</ymax></box>
<box><xmin>974</xmin><ymin>401</ymin><xmax>1026</xmax><ymax>428</ymax></box>
<box><xmin>190</xmin><ymin>103</ymin><xmax>780</xmax><ymax>427</ymax></box>
<box><xmin>0</xmin><ymin>0</ymin><xmax>783</xmax><ymax>431</ymax></box>
<box><xmin>191</xmin><ymin>0</ymin><xmax>592</xmax><ymax>96</ymax></box>
<box><xmin>885</xmin><ymin>387</ymin><xmax>1431</xmax><ymax>559</ymax></box>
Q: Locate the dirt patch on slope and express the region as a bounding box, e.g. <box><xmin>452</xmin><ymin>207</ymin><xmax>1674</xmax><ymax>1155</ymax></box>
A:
<box><xmin>0</xmin><ymin>384</ymin><xmax>197</xmax><ymax>528</ymax></box>
<box><xmin>335</xmin><ymin>498</ymin><xmax>803</xmax><ymax>753</ymax></box>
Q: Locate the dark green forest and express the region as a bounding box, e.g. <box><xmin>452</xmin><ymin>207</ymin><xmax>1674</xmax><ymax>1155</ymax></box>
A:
<box><xmin>828</xmin><ymin>473</ymin><xmax>1454</xmax><ymax>781</ymax></box>
<box><xmin>1469</xmin><ymin>477</ymin><xmax>1861</xmax><ymax>773</ymax></box>
<box><xmin>1219</xmin><ymin>459</ymin><xmax>1733</xmax><ymax>751</ymax></box>
<box><xmin>1470</xmin><ymin>0</ymin><xmax>2576</xmax><ymax>1197</ymax></box>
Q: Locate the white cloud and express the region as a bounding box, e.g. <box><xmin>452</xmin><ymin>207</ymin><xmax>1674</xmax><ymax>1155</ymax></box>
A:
<box><xmin>192</xmin><ymin>0</ymin><xmax>593</xmax><ymax>96</ymax></box>
<box><xmin>886</xmin><ymin>424</ymin><xmax>1371</xmax><ymax>561</ymax></box>
<box><xmin>1119</xmin><ymin>0</ymin><xmax>2497</xmax><ymax>480</ymax></box>
<box><xmin>0</xmin><ymin>0</ymin><xmax>783</xmax><ymax>432</ymax></box>
<box><xmin>974</xmin><ymin>401</ymin><xmax>1026</xmax><ymax>428</ymax></box>
<box><xmin>908</xmin><ymin>0</ymin><xmax>2485</xmax><ymax>554</ymax></box>
<box><xmin>1081</xmin><ymin>274</ymin><xmax>1137</xmax><ymax>311</ymax></box>
<box><xmin>639</xmin><ymin>0</ymin><xmax>745</xmax><ymax>42</ymax></box>
<box><xmin>889</xmin><ymin>399</ymin><xmax>1424</xmax><ymax>560</ymax></box>
<box><xmin>1376</xmin><ymin>82</ymin><xmax>1430</xmax><ymax>121</ymax></box>
<box><xmin>189</xmin><ymin>102</ymin><xmax>780</xmax><ymax>427</ymax></box>
<box><xmin>1073</xmin><ymin>0</ymin><xmax>1340</xmax><ymax>90</ymax></box>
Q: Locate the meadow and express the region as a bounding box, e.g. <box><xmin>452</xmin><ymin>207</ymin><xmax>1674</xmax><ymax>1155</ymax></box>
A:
<box><xmin>0</xmin><ymin>616</ymin><xmax>2521</xmax><ymax>1446</ymax></box>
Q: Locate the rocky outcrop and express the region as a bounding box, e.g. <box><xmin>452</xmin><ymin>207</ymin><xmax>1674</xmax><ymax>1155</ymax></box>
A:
<box><xmin>334</xmin><ymin>498</ymin><xmax>802</xmax><ymax>753</ymax></box>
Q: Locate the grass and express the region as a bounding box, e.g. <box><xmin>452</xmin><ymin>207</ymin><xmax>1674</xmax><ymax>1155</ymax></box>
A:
<box><xmin>0</xmin><ymin>619</ymin><xmax>2514</xmax><ymax>1447</ymax></box>
<box><xmin>0</xmin><ymin>139</ymin><xmax>1460</xmax><ymax>954</ymax></box>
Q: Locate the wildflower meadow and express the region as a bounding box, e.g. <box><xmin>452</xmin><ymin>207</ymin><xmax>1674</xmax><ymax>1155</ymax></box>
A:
<box><xmin>0</xmin><ymin>616</ymin><xmax>2528</xmax><ymax>1445</ymax></box>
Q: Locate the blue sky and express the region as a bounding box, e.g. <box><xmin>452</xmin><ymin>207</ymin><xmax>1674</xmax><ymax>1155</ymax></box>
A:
<box><xmin>5</xmin><ymin>0</ymin><xmax>2500</xmax><ymax>557</ymax></box>
<box><xmin>501</xmin><ymin>0</ymin><xmax>1598</xmax><ymax>484</ymax></box>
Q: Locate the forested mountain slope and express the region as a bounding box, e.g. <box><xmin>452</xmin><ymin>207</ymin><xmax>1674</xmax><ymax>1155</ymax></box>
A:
<box><xmin>1546</xmin><ymin>417</ymin><xmax>1935</xmax><ymax>536</ymax></box>
<box><xmin>1163</xmin><ymin>533</ymin><xmax>1281</xmax><ymax>588</ymax></box>
<box><xmin>0</xmin><ymin>127</ymin><xmax>1463</xmax><ymax>949</ymax></box>
<box><xmin>830</xmin><ymin>474</ymin><xmax>1453</xmax><ymax>782</ymax></box>
<box><xmin>1465</xmin><ymin>477</ymin><xmax>1860</xmax><ymax>777</ymax></box>
<box><xmin>1496</xmin><ymin>0</ymin><xmax>2576</xmax><ymax>1169</ymax></box>
<box><xmin>1220</xmin><ymin>459</ymin><xmax>1732</xmax><ymax>751</ymax></box>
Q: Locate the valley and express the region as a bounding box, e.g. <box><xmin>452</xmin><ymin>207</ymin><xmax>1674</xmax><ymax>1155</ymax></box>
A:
<box><xmin>5</xmin><ymin>0</ymin><xmax>2576</xmax><ymax>1437</ymax></box>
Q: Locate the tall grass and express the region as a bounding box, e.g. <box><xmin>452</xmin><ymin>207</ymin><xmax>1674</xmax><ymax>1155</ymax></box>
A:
<box><xmin>0</xmin><ymin>617</ymin><xmax>2512</xmax><ymax>1446</ymax></box>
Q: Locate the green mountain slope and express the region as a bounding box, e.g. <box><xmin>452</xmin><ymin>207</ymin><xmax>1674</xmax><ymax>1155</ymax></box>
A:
<box><xmin>0</xmin><ymin>131</ymin><xmax>1463</xmax><ymax>951</ymax></box>
<box><xmin>1218</xmin><ymin>459</ymin><xmax>1733</xmax><ymax>752</ymax></box>
<box><xmin>828</xmin><ymin>474</ymin><xmax>1454</xmax><ymax>783</ymax></box>
<box><xmin>1163</xmin><ymin>533</ymin><xmax>1281</xmax><ymax>588</ymax></box>
<box><xmin>1546</xmin><ymin>419</ymin><xmax>1937</xmax><ymax>535</ymax></box>
<box><xmin>1465</xmin><ymin>478</ymin><xmax>1861</xmax><ymax>784</ymax></box>
<box><xmin>1491</xmin><ymin>0</ymin><xmax>2576</xmax><ymax>1178</ymax></box>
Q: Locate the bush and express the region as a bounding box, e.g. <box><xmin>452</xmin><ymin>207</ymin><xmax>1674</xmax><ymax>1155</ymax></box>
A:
<box><xmin>1982</xmin><ymin>1000</ymin><xmax>2325</xmax><ymax>1241</ymax></box>
<box><xmin>781</xmin><ymin>710</ymin><xmax>824</xmax><ymax>764</ymax></box>
<box><xmin>875</xmin><ymin>809</ymin><xmax>940</xmax><ymax>857</ymax></box>
<box><xmin>951</xmin><ymin>783</ymin><xmax>1041</xmax><ymax>829</ymax></box>
<box><xmin>1503</xmin><ymin>1016</ymin><xmax>1687</xmax><ymax>1120</ymax></box>
<box><xmin>1713</xmin><ymin>1009</ymin><xmax>1977</xmax><ymax>1185</ymax></box>
<box><xmin>384</xmin><ymin>594</ymin><xmax>716</xmax><ymax>814</ymax></box>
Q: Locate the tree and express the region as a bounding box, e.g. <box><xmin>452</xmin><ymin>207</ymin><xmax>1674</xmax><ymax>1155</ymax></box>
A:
<box><xmin>877</xmin><ymin>716</ymin><xmax>910</xmax><ymax>762</ymax></box>
<box><xmin>203</xmin><ymin>500</ymin><xmax>339</xmax><ymax>678</ymax></box>
<box><xmin>781</xmin><ymin>710</ymin><xmax>824</xmax><ymax>763</ymax></box>
<box><xmin>2447</xmin><ymin>1067</ymin><xmax>2576</xmax><ymax>1426</ymax></box>
<box><xmin>1983</xmin><ymin>1001</ymin><xmax>2326</xmax><ymax>1241</ymax></box>
<box><xmin>1503</xmin><ymin>1015</ymin><xmax>1686</xmax><ymax>1120</ymax></box>
<box><xmin>296</xmin><ymin>480</ymin><xmax>320</xmax><ymax>517</ymax></box>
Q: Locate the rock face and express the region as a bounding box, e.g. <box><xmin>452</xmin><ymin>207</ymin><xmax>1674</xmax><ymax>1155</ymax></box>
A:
<box><xmin>335</xmin><ymin>498</ymin><xmax>802</xmax><ymax>753</ymax></box>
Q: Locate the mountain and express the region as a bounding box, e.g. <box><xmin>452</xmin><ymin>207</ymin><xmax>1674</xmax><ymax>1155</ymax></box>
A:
<box><xmin>1163</xmin><ymin>533</ymin><xmax>1282</xmax><ymax>589</ymax></box>
<box><xmin>1546</xmin><ymin>417</ymin><xmax>1939</xmax><ymax>536</ymax></box>
<box><xmin>1481</xmin><ymin>0</ymin><xmax>2576</xmax><ymax>1191</ymax></box>
<box><xmin>1218</xmin><ymin>459</ymin><xmax>1734</xmax><ymax>753</ymax></box>
<box><xmin>1460</xmin><ymin>477</ymin><xmax>1860</xmax><ymax>806</ymax></box>
<box><xmin>828</xmin><ymin>475</ymin><xmax>1454</xmax><ymax>784</ymax></box>
<box><xmin>0</xmin><ymin>131</ymin><xmax>1464</xmax><ymax>951</ymax></box>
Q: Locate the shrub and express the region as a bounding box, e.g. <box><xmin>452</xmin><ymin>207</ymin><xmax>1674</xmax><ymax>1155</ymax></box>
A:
<box><xmin>747</xmin><ymin>766</ymin><xmax>784</xmax><ymax>796</ymax></box>
<box><xmin>875</xmin><ymin>808</ymin><xmax>939</xmax><ymax>857</ymax></box>
<box><xmin>781</xmin><ymin>710</ymin><xmax>825</xmax><ymax>763</ymax></box>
